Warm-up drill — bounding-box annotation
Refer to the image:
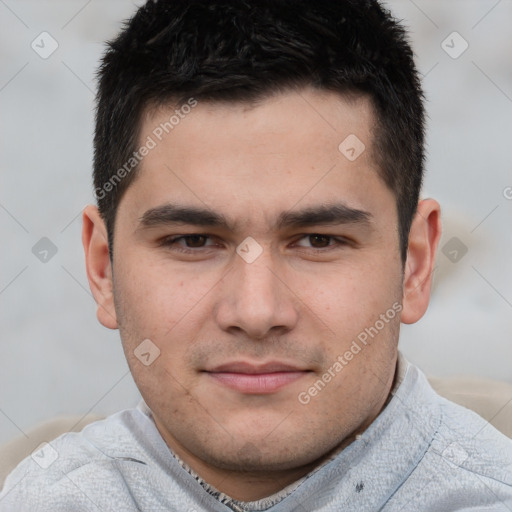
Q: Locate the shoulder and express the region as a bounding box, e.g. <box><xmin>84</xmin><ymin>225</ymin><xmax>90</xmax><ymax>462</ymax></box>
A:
<box><xmin>402</xmin><ymin>365</ymin><xmax>512</xmax><ymax>508</ymax></box>
<box><xmin>401</xmin><ymin>361</ymin><xmax>512</xmax><ymax>482</ymax></box>
<box><xmin>433</xmin><ymin>395</ymin><xmax>512</xmax><ymax>485</ymax></box>
<box><xmin>0</xmin><ymin>406</ymin><xmax>151</xmax><ymax>510</ymax></box>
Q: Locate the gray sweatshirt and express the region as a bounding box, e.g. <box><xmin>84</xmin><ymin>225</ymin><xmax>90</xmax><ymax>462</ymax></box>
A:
<box><xmin>1</xmin><ymin>355</ymin><xmax>511</xmax><ymax>511</ymax></box>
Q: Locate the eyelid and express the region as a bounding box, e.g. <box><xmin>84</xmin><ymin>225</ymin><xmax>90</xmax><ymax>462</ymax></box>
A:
<box><xmin>159</xmin><ymin>234</ymin><xmax>215</xmax><ymax>245</ymax></box>
<box><xmin>292</xmin><ymin>234</ymin><xmax>352</xmax><ymax>249</ymax></box>
<box><xmin>158</xmin><ymin>233</ymin><xmax>353</xmax><ymax>254</ymax></box>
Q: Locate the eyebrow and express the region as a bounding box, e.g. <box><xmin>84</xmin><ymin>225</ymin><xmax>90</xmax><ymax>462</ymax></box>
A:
<box><xmin>137</xmin><ymin>202</ymin><xmax>372</xmax><ymax>232</ymax></box>
<box><xmin>276</xmin><ymin>203</ymin><xmax>372</xmax><ymax>229</ymax></box>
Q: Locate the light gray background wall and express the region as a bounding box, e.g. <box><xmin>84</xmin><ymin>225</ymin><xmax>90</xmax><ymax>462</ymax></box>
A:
<box><xmin>1</xmin><ymin>0</ymin><xmax>511</xmax><ymax>445</ymax></box>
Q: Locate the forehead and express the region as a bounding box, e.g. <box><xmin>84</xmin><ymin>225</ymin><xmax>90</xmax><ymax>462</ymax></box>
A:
<box><xmin>142</xmin><ymin>88</ymin><xmax>376</xmax><ymax>163</ymax></box>
<box><xmin>120</xmin><ymin>88</ymin><xmax>394</xmax><ymax>230</ymax></box>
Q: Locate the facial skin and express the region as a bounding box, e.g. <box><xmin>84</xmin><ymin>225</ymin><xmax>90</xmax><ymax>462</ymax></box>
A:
<box><xmin>83</xmin><ymin>87</ymin><xmax>441</xmax><ymax>501</ymax></box>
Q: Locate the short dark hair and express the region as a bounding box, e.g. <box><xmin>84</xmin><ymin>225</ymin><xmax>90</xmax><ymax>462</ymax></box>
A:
<box><xmin>94</xmin><ymin>0</ymin><xmax>425</xmax><ymax>262</ymax></box>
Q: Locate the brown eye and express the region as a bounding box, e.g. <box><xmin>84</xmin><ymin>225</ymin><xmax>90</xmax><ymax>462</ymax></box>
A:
<box><xmin>294</xmin><ymin>234</ymin><xmax>350</xmax><ymax>252</ymax></box>
<box><xmin>308</xmin><ymin>234</ymin><xmax>332</xmax><ymax>248</ymax></box>
<box><xmin>182</xmin><ymin>235</ymin><xmax>208</xmax><ymax>247</ymax></box>
<box><xmin>160</xmin><ymin>234</ymin><xmax>215</xmax><ymax>251</ymax></box>
<box><xmin>295</xmin><ymin>234</ymin><xmax>335</xmax><ymax>248</ymax></box>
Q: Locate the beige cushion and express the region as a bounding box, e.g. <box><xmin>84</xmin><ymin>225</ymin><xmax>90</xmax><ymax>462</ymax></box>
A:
<box><xmin>1</xmin><ymin>376</ymin><xmax>511</xmax><ymax>490</ymax></box>
<box><xmin>428</xmin><ymin>375</ymin><xmax>512</xmax><ymax>438</ymax></box>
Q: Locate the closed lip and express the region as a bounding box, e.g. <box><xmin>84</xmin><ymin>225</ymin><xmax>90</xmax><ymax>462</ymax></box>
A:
<box><xmin>203</xmin><ymin>361</ymin><xmax>311</xmax><ymax>394</ymax></box>
<box><xmin>204</xmin><ymin>361</ymin><xmax>309</xmax><ymax>374</ymax></box>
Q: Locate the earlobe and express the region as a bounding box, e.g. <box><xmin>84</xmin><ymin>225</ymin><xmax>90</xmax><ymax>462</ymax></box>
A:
<box><xmin>82</xmin><ymin>205</ymin><xmax>118</xmax><ymax>329</ymax></box>
<box><xmin>401</xmin><ymin>199</ymin><xmax>442</xmax><ymax>324</ymax></box>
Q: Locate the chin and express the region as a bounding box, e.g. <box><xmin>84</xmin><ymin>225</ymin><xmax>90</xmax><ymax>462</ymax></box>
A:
<box><xmin>198</xmin><ymin>435</ymin><xmax>327</xmax><ymax>473</ymax></box>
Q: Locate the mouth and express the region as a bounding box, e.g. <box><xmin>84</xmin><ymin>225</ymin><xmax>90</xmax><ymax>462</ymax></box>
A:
<box><xmin>203</xmin><ymin>361</ymin><xmax>311</xmax><ymax>394</ymax></box>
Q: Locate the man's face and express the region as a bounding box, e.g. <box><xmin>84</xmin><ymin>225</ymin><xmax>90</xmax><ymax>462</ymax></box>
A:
<box><xmin>110</xmin><ymin>89</ymin><xmax>404</xmax><ymax>477</ymax></box>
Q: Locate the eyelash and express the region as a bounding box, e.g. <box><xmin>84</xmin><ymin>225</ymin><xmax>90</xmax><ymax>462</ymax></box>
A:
<box><xmin>158</xmin><ymin>234</ymin><xmax>350</xmax><ymax>254</ymax></box>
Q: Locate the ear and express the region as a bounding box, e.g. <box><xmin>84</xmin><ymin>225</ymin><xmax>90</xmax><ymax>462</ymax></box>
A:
<box><xmin>82</xmin><ymin>205</ymin><xmax>118</xmax><ymax>329</ymax></box>
<box><xmin>401</xmin><ymin>198</ymin><xmax>442</xmax><ymax>324</ymax></box>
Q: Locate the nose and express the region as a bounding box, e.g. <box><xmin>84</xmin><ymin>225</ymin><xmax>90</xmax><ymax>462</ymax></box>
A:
<box><xmin>214</xmin><ymin>244</ymin><xmax>299</xmax><ymax>340</ymax></box>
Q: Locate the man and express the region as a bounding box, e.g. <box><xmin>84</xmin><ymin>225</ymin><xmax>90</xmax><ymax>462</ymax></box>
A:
<box><xmin>1</xmin><ymin>0</ymin><xmax>511</xmax><ymax>510</ymax></box>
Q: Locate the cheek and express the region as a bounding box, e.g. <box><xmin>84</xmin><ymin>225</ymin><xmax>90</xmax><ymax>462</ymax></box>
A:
<box><xmin>309</xmin><ymin>262</ymin><xmax>395</xmax><ymax>315</ymax></box>
<box><xmin>113</xmin><ymin>257</ymin><xmax>220</xmax><ymax>382</ymax></box>
<box><xmin>305</xmin><ymin>261</ymin><xmax>402</xmax><ymax>359</ymax></box>
<box><xmin>114</xmin><ymin>256</ymin><xmax>204</xmax><ymax>333</ymax></box>
<box><xmin>114</xmin><ymin>271</ymin><xmax>202</xmax><ymax>405</ymax></box>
